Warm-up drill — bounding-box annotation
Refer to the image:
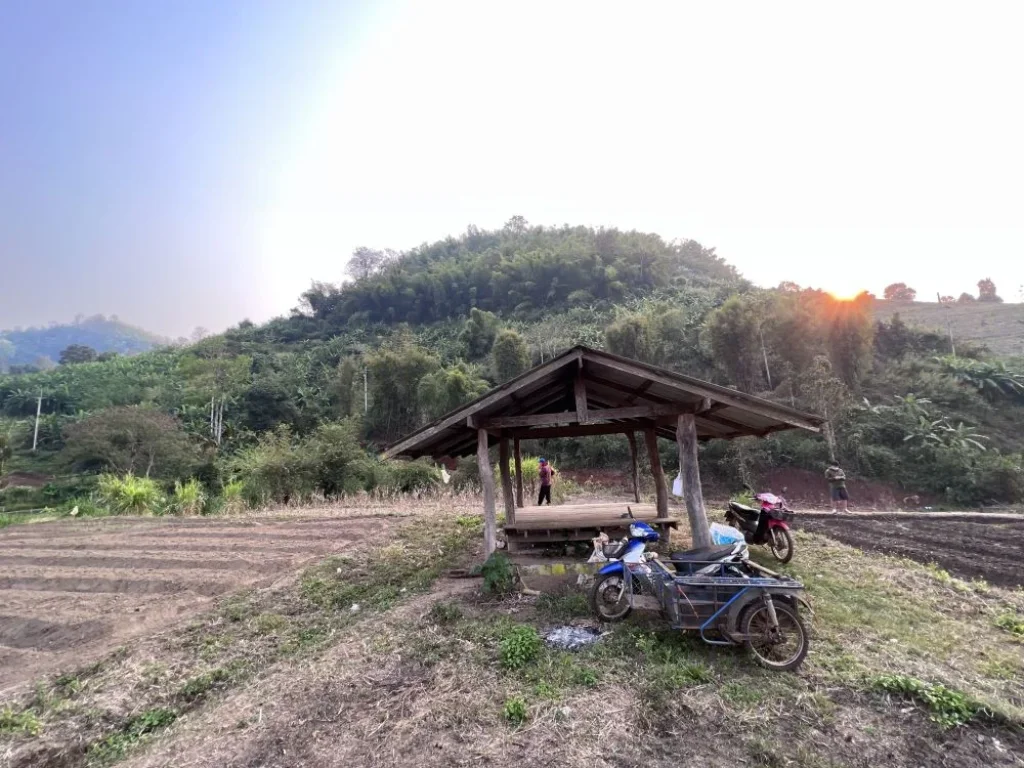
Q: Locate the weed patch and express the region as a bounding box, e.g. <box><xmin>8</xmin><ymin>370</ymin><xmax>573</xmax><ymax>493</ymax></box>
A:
<box><xmin>995</xmin><ymin>612</ymin><xmax>1024</xmax><ymax>637</ymax></box>
<box><xmin>0</xmin><ymin>707</ymin><xmax>41</xmax><ymax>737</ymax></box>
<box><xmin>871</xmin><ymin>674</ymin><xmax>991</xmax><ymax>728</ymax></box>
<box><xmin>86</xmin><ymin>707</ymin><xmax>177</xmax><ymax>764</ymax></box>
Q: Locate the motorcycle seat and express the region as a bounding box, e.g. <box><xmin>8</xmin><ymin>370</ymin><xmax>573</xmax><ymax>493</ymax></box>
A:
<box><xmin>728</xmin><ymin>501</ymin><xmax>760</xmax><ymax>519</ymax></box>
<box><xmin>669</xmin><ymin>545</ymin><xmax>738</xmax><ymax>563</ymax></box>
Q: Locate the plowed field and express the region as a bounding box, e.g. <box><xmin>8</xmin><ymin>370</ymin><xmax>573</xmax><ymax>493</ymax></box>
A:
<box><xmin>0</xmin><ymin>515</ymin><xmax>375</xmax><ymax>691</ymax></box>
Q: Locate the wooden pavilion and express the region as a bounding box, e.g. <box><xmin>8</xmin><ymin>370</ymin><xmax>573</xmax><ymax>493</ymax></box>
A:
<box><xmin>384</xmin><ymin>346</ymin><xmax>822</xmax><ymax>554</ymax></box>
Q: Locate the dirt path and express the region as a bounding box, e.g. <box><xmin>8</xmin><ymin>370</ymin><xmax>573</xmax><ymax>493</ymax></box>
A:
<box><xmin>0</xmin><ymin>514</ymin><xmax>380</xmax><ymax>691</ymax></box>
<box><xmin>796</xmin><ymin>515</ymin><xmax>1024</xmax><ymax>587</ymax></box>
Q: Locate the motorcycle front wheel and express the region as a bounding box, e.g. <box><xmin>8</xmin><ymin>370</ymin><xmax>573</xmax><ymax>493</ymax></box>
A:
<box><xmin>590</xmin><ymin>572</ymin><xmax>633</xmax><ymax>622</ymax></box>
<box><xmin>768</xmin><ymin>527</ymin><xmax>794</xmax><ymax>564</ymax></box>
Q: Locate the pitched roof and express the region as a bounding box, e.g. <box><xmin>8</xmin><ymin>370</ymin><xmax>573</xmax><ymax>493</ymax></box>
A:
<box><xmin>384</xmin><ymin>345</ymin><xmax>823</xmax><ymax>459</ymax></box>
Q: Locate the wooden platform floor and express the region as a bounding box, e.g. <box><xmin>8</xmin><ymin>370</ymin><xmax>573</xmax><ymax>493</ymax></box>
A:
<box><xmin>502</xmin><ymin>501</ymin><xmax>679</xmax><ymax>551</ymax></box>
<box><xmin>505</xmin><ymin>501</ymin><xmax>674</xmax><ymax>530</ymax></box>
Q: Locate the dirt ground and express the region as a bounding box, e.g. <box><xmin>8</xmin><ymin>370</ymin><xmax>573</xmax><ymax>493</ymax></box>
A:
<box><xmin>796</xmin><ymin>515</ymin><xmax>1024</xmax><ymax>588</ymax></box>
<box><xmin>0</xmin><ymin>514</ymin><xmax>381</xmax><ymax>692</ymax></box>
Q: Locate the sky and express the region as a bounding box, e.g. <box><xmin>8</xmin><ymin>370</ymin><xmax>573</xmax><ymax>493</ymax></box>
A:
<box><xmin>1</xmin><ymin>0</ymin><xmax>1022</xmax><ymax>337</ymax></box>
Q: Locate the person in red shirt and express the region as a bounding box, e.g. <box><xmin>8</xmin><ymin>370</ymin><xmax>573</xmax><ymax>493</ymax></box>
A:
<box><xmin>537</xmin><ymin>457</ymin><xmax>556</xmax><ymax>505</ymax></box>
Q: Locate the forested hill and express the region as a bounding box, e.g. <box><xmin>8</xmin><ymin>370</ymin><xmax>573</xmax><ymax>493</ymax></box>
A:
<box><xmin>2</xmin><ymin>220</ymin><xmax>1023</xmax><ymax>514</ymax></box>
<box><xmin>265</xmin><ymin>221</ymin><xmax>745</xmax><ymax>342</ymax></box>
<box><xmin>0</xmin><ymin>316</ymin><xmax>167</xmax><ymax>370</ymax></box>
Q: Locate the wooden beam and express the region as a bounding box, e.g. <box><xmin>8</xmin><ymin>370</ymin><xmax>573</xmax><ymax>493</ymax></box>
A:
<box><xmin>574</xmin><ymin>370</ymin><xmax>588</xmax><ymax>423</ymax></box>
<box><xmin>499</xmin><ymin>433</ymin><xmax>515</xmax><ymax>524</ymax></box>
<box><xmin>626</xmin><ymin>431</ymin><xmax>641</xmax><ymax>503</ymax></box>
<box><xmin>643</xmin><ymin>427</ymin><xmax>668</xmax><ymax>518</ymax></box>
<box><xmin>483</xmin><ymin>404</ymin><xmax>691</xmax><ymax>429</ymax></box>
<box><xmin>584</xmin><ymin>353</ymin><xmax>821</xmax><ymax>433</ymax></box>
<box><xmin>677</xmin><ymin>413</ymin><xmax>712</xmax><ymax>548</ymax></box>
<box><xmin>587</xmin><ymin>376</ymin><xmax>669</xmax><ymax>405</ymax></box>
<box><xmin>384</xmin><ymin>348</ymin><xmax>582</xmax><ymax>458</ymax></box>
<box><xmin>513</xmin><ymin>437</ymin><xmax>524</xmax><ymax>508</ymax></box>
<box><xmin>477</xmin><ymin>427</ymin><xmax>497</xmax><ymax>555</ymax></box>
<box><xmin>510</xmin><ymin>422</ymin><xmax>645</xmax><ymax>440</ymax></box>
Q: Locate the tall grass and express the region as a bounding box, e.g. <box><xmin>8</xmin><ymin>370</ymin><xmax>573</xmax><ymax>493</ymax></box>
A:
<box><xmin>96</xmin><ymin>473</ymin><xmax>164</xmax><ymax>515</ymax></box>
<box><xmin>168</xmin><ymin>478</ymin><xmax>206</xmax><ymax>516</ymax></box>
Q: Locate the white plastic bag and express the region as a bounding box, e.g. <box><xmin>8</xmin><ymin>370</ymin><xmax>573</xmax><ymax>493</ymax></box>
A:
<box><xmin>671</xmin><ymin>472</ymin><xmax>683</xmax><ymax>497</ymax></box>
<box><xmin>710</xmin><ymin>522</ymin><xmax>745</xmax><ymax>545</ymax></box>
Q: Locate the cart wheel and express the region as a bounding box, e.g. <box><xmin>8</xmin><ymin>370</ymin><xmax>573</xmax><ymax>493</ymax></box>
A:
<box><xmin>768</xmin><ymin>528</ymin><xmax>794</xmax><ymax>564</ymax></box>
<box><xmin>743</xmin><ymin>602</ymin><xmax>808</xmax><ymax>671</ymax></box>
<box><xmin>590</xmin><ymin>572</ymin><xmax>633</xmax><ymax>622</ymax></box>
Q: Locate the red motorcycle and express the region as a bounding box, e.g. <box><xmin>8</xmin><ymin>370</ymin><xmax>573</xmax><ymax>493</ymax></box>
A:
<box><xmin>724</xmin><ymin>489</ymin><xmax>795</xmax><ymax>564</ymax></box>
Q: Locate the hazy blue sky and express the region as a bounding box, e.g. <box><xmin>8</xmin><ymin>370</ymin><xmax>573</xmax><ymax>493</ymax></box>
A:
<box><xmin>2</xmin><ymin>1</ymin><xmax>1022</xmax><ymax>336</ymax></box>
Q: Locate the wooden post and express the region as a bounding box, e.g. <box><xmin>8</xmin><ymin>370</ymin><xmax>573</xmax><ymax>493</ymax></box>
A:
<box><xmin>477</xmin><ymin>428</ymin><xmax>497</xmax><ymax>555</ymax></box>
<box><xmin>643</xmin><ymin>427</ymin><xmax>668</xmax><ymax>518</ymax></box>
<box><xmin>677</xmin><ymin>413</ymin><xmax>712</xmax><ymax>549</ymax></box>
<box><xmin>573</xmin><ymin>370</ymin><xmax>588</xmax><ymax>424</ymax></box>
<box><xmin>513</xmin><ymin>437</ymin><xmax>524</xmax><ymax>508</ymax></box>
<box><xmin>626</xmin><ymin>431</ymin><xmax>641</xmax><ymax>503</ymax></box>
<box><xmin>499</xmin><ymin>433</ymin><xmax>515</xmax><ymax>524</ymax></box>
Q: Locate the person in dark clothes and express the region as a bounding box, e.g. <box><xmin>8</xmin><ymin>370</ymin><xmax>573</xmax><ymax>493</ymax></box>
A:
<box><xmin>826</xmin><ymin>462</ymin><xmax>849</xmax><ymax>513</ymax></box>
<box><xmin>537</xmin><ymin>457</ymin><xmax>556</xmax><ymax>505</ymax></box>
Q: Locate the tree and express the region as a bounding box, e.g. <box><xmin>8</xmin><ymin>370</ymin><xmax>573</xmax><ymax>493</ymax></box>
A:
<box><xmin>503</xmin><ymin>215</ymin><xmax>528</xmax><ymax>239</ymax></box>
<box><xmin>347</xmin><ymin>246</ymin><xmax>386</xmax><ymax>281</ymax></box>
<box><xmin>417</xmin><ymin>362</ymin><xmax>489</xmax><ymax>419</ymax></box>
<box><xmin>883</xmin><ymin>283</ymin><xmax>917</xmax><ymax>301</ymax></box>
<box><xmin>364</xmin><ymin>343</ymin><xmax>440</xmax><ymax>443</ymax></box>
<box><xmin>492</xmin><ymin>330</ymin><xmax>531</xmax><ymax>383</ymax></box>
<box><xmin>62</xmin><ymin>406</ymin><xmax>198</xmax><ymax>478</ymax></box>
<box><xmin>957</xmin><ymin>292</ymin><xmax>976</xmax><ymax>303</ymax></box>
<box><xmin>938</xmin><ymin>295</ymin><xmax>955</xmax><ymax>304</ymax></box>
<box><xmin>459</xmin><ymin>309</ymin><xmax>501</xmax><ymax>359</ymax></box>
<box><xmin>978</xmin><ymin>278</ymin><xmax>1003</xmax><ymax>303</ymax></box>
<box><xmin>0</xmin><ymin>431</ymin><xmax>12</xmax><ymax>475</ymax></box>
<box><xmin>704</xmin><ymin>296</ymin><xmax>762</xmax><ymax>391</ymax></box>
<box><xmin>826</xmin><ymin>294</ymin><xmax>874</xmax><ymax>388</ymax></box>
<box><xmin>59</xmin><ymin>344</ymin><xmax>97</xmax><ymax>365</ymax></box>
<box><xmin>0</xmin><ymin>339</ymin><xmax>13</xmax><ymax>373</ymax></box>
<box><xmin>604</xmin><ymin>314</ymin><xmax>653</xmax><ymax>363</ymax></box>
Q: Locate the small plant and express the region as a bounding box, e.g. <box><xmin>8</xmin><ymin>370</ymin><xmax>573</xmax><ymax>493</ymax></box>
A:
<box><xmin>96</xmin><ymin>473</ymin><xmax>164</xmax><ymax>515</ymax></box>
<box><xmin>995</xmin><ymin>612</ymin><xmax>1024</xmax><ymax>637</ymax></box>
<box><xmin>503</xmin><ymin>695</ymin><xmax>528</xmax><ymax>725</ymax></box>
<box><xmin>499</xmin><ymin>624</ymin><xmax>542</xmax><ymax>670</ymax></box>
<box><xmin>177</xmin><ymin>667</ymin><xmax>234</xmax><ymax>701</ymax></box>
<box><xmin>481</xmin><ymin>551</ymin><xmax>514</xmax><ymax>595</ymax></box>
<box><xmin>871</xmin><ymin>674</ymin><xmax>987</xmax><ymax>728</ymax></box>
<box><xmin>168</xmin><ymin>478</ymin><xmax>206</xmax><ymax>516</ymax></box>
<box><xmin>0</xmin><ymin>706</ymin><xmax>41</xmax><ymax>736</ymax></box>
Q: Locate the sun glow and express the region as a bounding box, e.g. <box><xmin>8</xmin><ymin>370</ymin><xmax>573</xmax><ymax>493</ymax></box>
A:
<box><xmin>827</xmin><ymin>289</ymin><xmax>866</xmax><ymax>302</ymax></box>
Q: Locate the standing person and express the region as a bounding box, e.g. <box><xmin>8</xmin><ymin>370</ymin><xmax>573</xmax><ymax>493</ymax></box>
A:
<box><xmin>825</xmin><ymin>462</ymin><xmax>849</xmax><ymax>513</ymax></box>
<box><xmin>537</xmin><ymin>457</ymin><xmax>556</xmax><ymax>505</ymax></box>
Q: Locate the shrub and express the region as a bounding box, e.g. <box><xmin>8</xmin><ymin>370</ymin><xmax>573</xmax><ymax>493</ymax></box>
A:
<box><xmin>499</xmin><ymin>625</ymin><xmax>542</xmax><ymax>670</ymax></box>
<box><xmin>220</xmin><ymin>479</ymin><xmax>247</xmax><ymax>513</ymax></box>
<box><xmin>374</xmin><ymin>459</ymin><xmax>441</xmax><ymax>494</ymax></box>
<box><xmin>995</xmin><ymin>612</ymin><xmax>1024</xmax><ymax>637</ymax></box>
<box><xmin>168</xmin><ymin>478</ymin><xmax>206</xmax><ymax>516</ymax></box>
<box><xmin>481</xmin><ymin>552</ymin><xmax>514</xmax><ymax>595</ymax></box>
<box><xmin>96</xmin><ymin>473</ymin><xmax>164</xmax><ymax>515</ymax></box>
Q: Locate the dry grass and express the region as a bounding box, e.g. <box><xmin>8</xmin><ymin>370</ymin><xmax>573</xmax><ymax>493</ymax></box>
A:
<box><xmin>874</xmin><ymin>299</ymin><xmax>1024</xmax><ymax>357</ymax></box>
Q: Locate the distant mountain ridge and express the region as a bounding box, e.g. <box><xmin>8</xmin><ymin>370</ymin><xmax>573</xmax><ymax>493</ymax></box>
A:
<box><xmin>873</xmin><ymin>300</ymin><xmax>1024</xmax><ymax>358</ymax></box>
<box><xmin>0</xmin><ymin>316</ymin><xmax>168</xmax><ymax>367</ymax></box>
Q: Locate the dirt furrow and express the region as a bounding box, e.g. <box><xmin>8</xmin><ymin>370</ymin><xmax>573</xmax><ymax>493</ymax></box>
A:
<box><xmin>0</xmin><ymin>553</ymin><xmax>290</xmax><ymax>571</ymax></box>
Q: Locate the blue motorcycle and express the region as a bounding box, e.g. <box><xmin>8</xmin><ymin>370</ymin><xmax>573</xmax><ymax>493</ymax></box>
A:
<box><xmin>590</xmin><ymin>518</ymin><xmax>810</xmax><ymax>671</ymax></box>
